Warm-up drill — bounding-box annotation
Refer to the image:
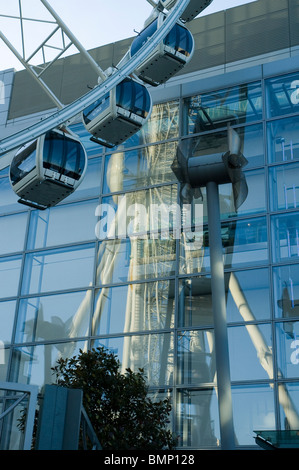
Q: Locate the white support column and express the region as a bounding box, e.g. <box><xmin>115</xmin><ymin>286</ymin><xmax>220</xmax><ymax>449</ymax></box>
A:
<box><xmin>206</xmin><ymin>181</ymin><xmax>235</xmax><ymax>450</ymax></box>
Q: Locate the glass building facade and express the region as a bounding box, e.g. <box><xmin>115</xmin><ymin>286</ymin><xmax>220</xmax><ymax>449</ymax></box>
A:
<box><xmin>2</xmin><ymin>62</ymin><xmax>299</xmax><ymax>449</ymax></box>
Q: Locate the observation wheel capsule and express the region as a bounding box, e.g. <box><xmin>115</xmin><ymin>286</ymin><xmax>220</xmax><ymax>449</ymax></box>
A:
<box><xmin>82</xmin><ymin>77</ymin><xmax>152</xmax><ymax>148</ymax></box>
<box><xmin>130</xmin><ymin>12</ymin><xmax>194</xmax><ymax>87</ymax></box>
<box><xmin>9</xmin><ymin>128</ymin><xmax>87</xmax><ymax>210</ymax></box>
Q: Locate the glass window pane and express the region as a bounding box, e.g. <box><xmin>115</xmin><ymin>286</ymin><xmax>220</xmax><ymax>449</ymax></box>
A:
<box><xmin>119</xmin><ymin>100</ymin><xmax>179</xmax><ymax>148</ymax></box>
<box><xmin>0</xmin><ymin>301</ymin><xmax>16</xmax><ymax>344</ymax></box>
<box><xmin>96</xmin><ymin>237</ymin><xmax>176</xmax><ymax>285</ymax></box>
<box><xmin>93</xmin><ymin>280</ymin><xmax>175</xmax><ymax>335</ymax></box>
<box><xmin>11</xmin><ymin>340</ymin><xmax>86</xmax><ymax>388</ymax></box>
<box><xmin>0</xmin><ymin>212</ymin><xmax>27</xmax><ymax>255</ymax></box>
<box><xmin>0</xmin><ymin>256</ymin><xmax>22</xmax><ymax>298</ymax></box>
<box><xmin>10</xmin><ymin>140</ymin><xmax>37</xmax><ymax>186</ymax></box>
<box><xmin>228</xmin><ymin>324</ymin><xmax>273</xmax><ymax>381</ymax></box>
<box><xmin>103</xmin><ymin>142</ymin><xmax>178</xmax><ymax>194</ymax></box>
<box><xmin>228</xmin><ymin>169</ymin><xmax>266</xmax><ymax>217</ymax></box>
<box><xmin>271</xmin><ymin>213</ymin><xmax>299</xmax><ymax>262</ymax></box>
<box><xmin>178</xmin><ymin>276</ymin><xmax>213</xmax><ymax>327</ymax></box>
<box><xmin>241</xmin><ymin>124</ymin><xmax>264</xmax><ymax>168</ymax></box>
<box><xmin>183</xmin><ymin>125</ymin><xmax>264</xmax><ymax>171</ymax></box>
<box><xmin>64</xmin><ymin>156</ymin><xmax>102</xmax><ymax>202</ymax></box>
<box><xmin>0</xmin><ymin>177</ymin><xmax>24</xmax><ymax>215</ymax></box>
<box><xmin>267</xmin><ymin>117</ymin><xmax>299</xmax><ymax>163</ymax></box>
<box><xmin>232</xmin><ymin>384</ymin><xmax>275</xmax><ymax>446</ymax></box>
<box><xmin>278</xmin><ymin>382</ymin><xmax>299</xmax><ymax>430</ymax></box>
<box><xmin>22</xmin><ymin>245</ymin><xmax>95</xmax><ymax>295</ymax></box>
<box><xmin>226</xmin><ymin>268</ymin><xmax>270</xmax><ymax>323</ymax></box>
<box><xmin>176</xmin><ymin>388</ymin><xmax>220</xmax><ymax>449</ymax></box>
<box><xmin>15</xmin><ymin>290</ymin><xmax>92</xmax><ymax>343</ymax></box>
<box><xmin>99</xmin><ymin>185</ymin><xmax>178</xmax><ymax>239</ymax></box>
<box><xmin>273</xmin><ymin>264</ymin><xmax>299</xmax><ymax>320</ymax></box>
<box><xmin>70</xmin><ymin>123</ymin><xmax>104</xmax><ymax>158</ymax></box>
<box><xmin>92</xmin><ymin>333</ymin><xmax>174</xmax><ymax>386</ymax></box>
<box><xmin>200</xmin><ymin>169</ymin><xmax>266</xmax><ymax>221</ymax></box>
<box><xmin>27</xmin><ymin>199</ymin><xmax>98</xmax><ymax>249</ymax></box>
<box><xmin>180</xmin><ymin>217</ymin><xmax>268</xmax><ymax>274</ymax></box>
<box><xmin>269</xmin><ymin>162</ymin><xmax>299</xmax><ymax>211</ymax></box>
<box><xmin>266</xmin><ymin>72</ymin><xmax>299</xmax><ymax>118</ymax></box>
<box><xmin>276</xmin><ymin>321</ymin><xmax>299</xmax><ymax>379</ymax></box>
<box><xmin>223</xmin><ymin>217</ymin><xmax>268</xmax><ymax>268</ymax></box>
<box><xmin>177</xmin><ymin>329</ymin><xmax>215</xmax><ymax>385</ymax></box>
<box><xmin>186</xmin><ymin>81</ymin><xmax>262</xmax><ymax>134</ymax></box>
<box><xmin>179</xmin><ymin>269</ymin><xmax>270</xmax><ymax>328</ymax></box>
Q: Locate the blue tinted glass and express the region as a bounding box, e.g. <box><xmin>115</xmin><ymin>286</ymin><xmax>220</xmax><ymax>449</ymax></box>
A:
<box><xmin>176</xmin><ymin>389</ymin><xmax>220</xmax><ymax>449</ymax></box>
<box><xmin>130</xmin><ymin>19</ymin><xmax>158</xmax><ymax>56</ymax></box>
<box><xmin>0</xmin><ymin>300</ymin><xmax>16</xmax><ymax>344</ymax></box>
<box><xmin>228</xmin><ymin>324</ymin><xmax>273</xmax><ymax>381</ymax></box>
<box><xmin>43</xmin><ymin>132</ymin><xmax>63</xmax><ymax>170</ymax></box>
<box><xmin>266</xmin><ymin>71</ymin><xmax>299</xmax><ymax>118</ymax></box>
<box><xmin>0</xmin><ymin>256</ymin><xmax>22</xmax><ymax>298</ymax></box>
<box><xmin>186</xmin><ymin>82</ymin><xmax>262</xmax><ymax>134</ymax></box>
<box><xmin>276</xmin><ymin>321</ymin><xmax>299</xmax><ymax>379</ymax></box>
<box><xmin>93</xmin><ymin>280</ymin><xmax>175</xmax><ymax>335</ymax></box>
<box><xmin>279</xmin><ymin>383</ymin><xmax>299</xmax><ymax>430</ymax></box>
<box><xmin>116</xmin><ymin>79</ymin><xmax>151</xmax><ymax>118</ymax></box>
<box><xmin>65</xmin><ymin>156</ymin><xmax>102</xmax><ymax>202</ymax></box>
<box><xmin>164</xmin><ymin>24</ymin><xmax>193</xmax><ymax>56</ymax></box>
<box><xmin>0</xmin><ymin>212</ymin><xmax>27</xmax><ymax>255</ymax></box>
<box><xmin>10</xmin><ymin>140</ymin><xmax>37</xmax><ymax>185</ymax></box>
<box><xmin>269</xmin><ymin>162</ymin><xmax>299</xmax><ymax>211</ymax></box>
<box><xmin>232</xmin><ymin>385</ymin><xmax>275</xmax><ymax>446</ymax></box>
<box><xmin>12</xmin><ymin>340</ymin><xmax>87</xmax><ymax>387</ymax></box>
<box><xmin>22</xmin><ymin>245</ymin><xmax>95</xmax><ymax>295</ymax></box>
<box><xmin>15</xmin><ymin>291</ymin><xmax>92</xmax><ymax>343</ymax></box>
<box><xmin>271</xmin><ymin>213</ymin><xmax>299</xmax><ymax>262</ymax></box>
<box><xmin>63</xmin><ymin>138</ymin><xmax>86</xmax><ymax>178</ymax></box>
<box><xmin>267</xmin><ymin>117</ymin><xmax>299</xmax><ymax>163</ymax></box>
<box><xmin>96</xmin><ymin>237</ymin><xmax>176</xmax><ymax>284</ymax></box>
<box><xmin>132</xmin><ymin>83</ymin><xmax>151</xmax><ymax>117</ymax></box>
<box><xmin>27</xmin><ymin>199</ymin><xmax>98</xmax><ymax>249</ymax></box>
<box><xmin>116</xmin><ymin>79</ymin><xmax>132</xmax><ymax>110</ymax></box>
<box><xmin>92</xmin><ymin>333</ymin><xmax>174</xmax><ymax>386</ymax></box>
<box><xmin>180</xmin><ymin>216</ymin><xmax>268</xmax><ymax>274</ymax></box>
<box><xmin>177</xmin><ymin>330</ymin><xmax>215</xmax><ymax>385</ymax></box>
<box><xmin>43</xmin><ymin>131</ymin><xmax>85</xmax><ymax>180</ymax></box>
<box><xmin>273</xmin><ymin>264</ymin><xmax>299</xmax><ymax>320</ymax></box>
<box><xmin>0</xmin><ymin>178</ymin><xmax>22</xmax><ymax>215</ymax></box>
<box><xmin>82</xmin><ymin>93</ymin><xmax>110</xmax><ymax>124</ymax></box>
<box><xmin>103</xmin><ymin>142</ymin><xmax>177</xmax><ymax>193</ymax></box>
<box><xmin>70</xmin><ymin>122</ymin><xmax>104</xmax><ymax>157</ymax></box>
<box><xmin>226</xmin><ymin>268</ymin><xmax>270</xmax><ymax>322</ymax></box>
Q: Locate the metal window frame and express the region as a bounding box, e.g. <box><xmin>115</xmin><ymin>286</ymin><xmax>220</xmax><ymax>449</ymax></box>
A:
<box><xmin>0</xmin><ymin>381</ymin><xmax>38</xmax><ymax>450</ymax></box>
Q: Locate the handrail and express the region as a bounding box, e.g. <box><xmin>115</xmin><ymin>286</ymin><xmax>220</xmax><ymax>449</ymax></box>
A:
<box><xmin>81</xmin><ymin>406</ymin><xmax>102</xmax><ymax>450</ymax></box>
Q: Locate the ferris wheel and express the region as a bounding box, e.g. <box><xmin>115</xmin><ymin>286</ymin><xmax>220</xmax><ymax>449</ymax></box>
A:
<box><xmin>0</xmin><ymin>0</ymin><xmax>213</xmax><ymax>210</ymax></box>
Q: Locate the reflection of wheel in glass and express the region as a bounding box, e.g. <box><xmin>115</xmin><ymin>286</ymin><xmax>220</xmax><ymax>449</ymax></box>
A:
<box><xmin>0</xmin><ymin>0</ymin><xmax>212</xmax><ymax>209</ymax></box>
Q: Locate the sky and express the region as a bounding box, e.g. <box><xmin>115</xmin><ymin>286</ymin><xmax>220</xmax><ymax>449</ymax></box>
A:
<box><xmin>0</xmin><ymin>0</ymin><xmax>257</xmax><ymax>71</ymax></box>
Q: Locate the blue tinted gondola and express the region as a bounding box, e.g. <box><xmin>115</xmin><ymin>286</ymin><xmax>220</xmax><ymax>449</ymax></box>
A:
<box><xmin>10</xmin><ymin>128</ymin><xmax>87</xmax><ymax>210</ymax></box>
<box><xmin>82</xmin><ymin>77</ymin><xmax>152</xmax><ymax>148</ymax></box>
<box><xmin>130</xmin><ymin>13</ymin><xmax>194</xmax><ymax>87</ymax></box>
